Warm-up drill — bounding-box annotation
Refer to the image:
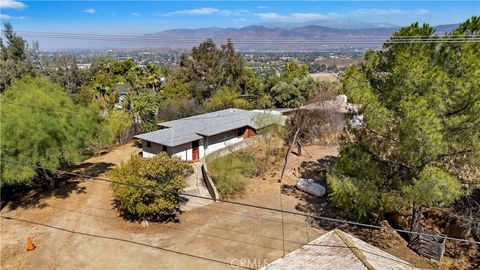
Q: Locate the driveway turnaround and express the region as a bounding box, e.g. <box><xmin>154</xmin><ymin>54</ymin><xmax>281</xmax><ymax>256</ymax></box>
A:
<box><xmin>1</xmin><ymin>143</ymin><xmax>323</xmax><ymax>270</ymax></box>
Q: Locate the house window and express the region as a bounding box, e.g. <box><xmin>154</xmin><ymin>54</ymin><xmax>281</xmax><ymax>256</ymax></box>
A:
<box><xmin>162</xmin><ymin>145</ymin><xmax>167</xmax><ymax>152</ymax></box>
<box><xmin>146</xmin><ymin>141</ymin><xmax>151</xmax><ymax>148</ymax></box>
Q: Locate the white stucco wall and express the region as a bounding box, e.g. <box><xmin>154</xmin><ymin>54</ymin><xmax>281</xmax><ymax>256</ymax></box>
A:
<box><xmin>168</xmin><ymin>143</ymin><xmax>191</xmax><ymax>160</ymax></box>
<box><xmin>141</xmin><ymin>129</ymin><xmax>247</xmax><ymax>161</ymax></box>
<box><xmin>205</xmin><ymin>129</ymin><xmax>244</xmax><ymax>155</ymax></box>
<box><xmin>199</xmin><ymin>143</ymin><xmax>205</xmax><ymax>159</ymax></box>
<box><xmin>141</xmin><ymin>140</ymin><xmax>165</xmax><ymax>158</ymax></box>
<box><xmin>141</xmin><ymin>139</ymin><xmax>205</xmax><ymax>161</ymax></box>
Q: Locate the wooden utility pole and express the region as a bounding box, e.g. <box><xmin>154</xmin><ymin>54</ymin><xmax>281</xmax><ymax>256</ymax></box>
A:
<box><xmin>279</xmin><ymin>128</ymin><xmax>300</xmax><ymax>182</ymax></box>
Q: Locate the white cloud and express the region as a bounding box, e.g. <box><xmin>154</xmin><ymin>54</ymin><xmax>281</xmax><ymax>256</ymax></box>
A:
<box><xmin>233</xmin><ymin>18</ymin><xmax>247</xmax><ymax>22</ymax></box>
<box><xmin>162</xmin><ymin>8</ymin><xmax>249</xmax><ymax>17</ymax></box>
<box><xmin>218</xmin><ymin>9</ymin><xmax>249</xmax><ymax>17</ymax></box>
<box><xmin>131</xmin><ymin>12</ymin><xmax>140</xmax><ymax>16</ymax></box>
<box><xmin>255</xmin><ymin>12</ymin><xmax>339</xmax><ymax>22</ymax></box>
<box><xmin>0</xmin><ymin>13</ymin><xmax>25</xmax><ymax>20</ymax></box>
<box><xmin>255</xmin><ymin>12</ymin><xmax>286</xmax><ymax>21</ymax></box>
<box><xmin>0</xmin><ymin>13</ymin><xmax>12</xmax><ymax>20</ymax></box>
<box><xmin>164</xmin><ymin>8</ymin><xmax>219</xmax><ymax>16</ymax></box>
<box><xmin>352</xmin><ymin>8</ymin><xmax>430</xmax><ymax>16</ymax></box>
<box><xmin>85</xmin><ymin>8</ymin><xmax>96</xmax><ymax>14</ymax></box>
<box><xmin>0</xmin><ymin>0</ymin><xmax>27</xmax><ymax>9</ymax></box>
<box><xmin>290</xmin><ymin>12</ymin><xmax>340</xmax><ymax>20</ymax></box>
<box><xmin>256</xmin><ymin>6</ymin><xmax>267</xmax><ymax>9</ymax></box>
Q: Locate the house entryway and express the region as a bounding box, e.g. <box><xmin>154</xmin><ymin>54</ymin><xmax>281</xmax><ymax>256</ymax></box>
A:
<box><xmin>192</xmin><ymin>140</ymin><xmax>200</xmax><ymax>160</ymax></box>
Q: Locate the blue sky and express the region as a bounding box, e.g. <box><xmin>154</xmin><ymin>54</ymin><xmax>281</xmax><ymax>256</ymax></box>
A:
<box><xmin>1</xmin><ymin>1</ymin><xmax>478</xmax><ymax>34</ymax></box>
<box><xmin>1</xmin><ymin>1</ymin><xmax>478</xmax><ymax>49</ymax></box>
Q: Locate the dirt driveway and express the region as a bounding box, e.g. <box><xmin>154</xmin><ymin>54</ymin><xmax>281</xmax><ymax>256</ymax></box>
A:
<box><xmin>1</xmin><ymin>143</ymin><xmax>326</xmax><ymax>270</ymax></box>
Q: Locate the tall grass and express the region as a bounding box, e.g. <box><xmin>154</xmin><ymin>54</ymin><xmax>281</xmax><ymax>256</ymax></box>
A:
<box><xmin>207</xmin><ymin>152</ymin><xmax>256</xmax><ymax>197</ymax></box>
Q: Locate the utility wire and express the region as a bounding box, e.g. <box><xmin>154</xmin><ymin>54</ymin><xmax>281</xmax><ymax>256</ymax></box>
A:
<box><xmin>2</xmin><ymin>158</ymin><xmax>479</xmax><ymax>245</ymax></box>
<box><xmin>5</xmin><ymin>31</ymin><xmax>480</xmax><ymax>44</ymax></box>
<box><xmin>15</xmin><ymin>36</ymin><xmax>480</xmax><ymax>44</ymax></box>
<box><xmin>0</xmin><ymin>101</ymin><xmax>259</xmax><ymax>122</ymax></box>
<box><xmin>10</xmin><ymin>30</ymin><xmax>480</xmax><ymax>40</ymax></box>
<box><xmin>12</xmin><ymin>30</ymin><xmax>480</xmax><ymax>38</ymax></box>
<box><xmin>15</xmin><ymin>34</ymin><xmax>480</xmax><ymax>42</ymax></box>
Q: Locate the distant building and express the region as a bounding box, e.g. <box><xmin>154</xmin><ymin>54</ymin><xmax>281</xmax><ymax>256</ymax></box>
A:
<box><xmin>260</xmin><ymin>229</ymin><xmax>420</xmax><ymax>270</ymax></box>
<box><xmin>77</xmin><ymin>63</ymin><xmax>91</xmax><ymax>70</ymax></box>
<box><xmin>113</xmin><ymin>83</ymin><xmax>130</xmax><ymax>110</ymax></box>
<box><xmin>134</xmin><ymin>108</ymin><xmax>283</xmax><ymax>161</ymax></box>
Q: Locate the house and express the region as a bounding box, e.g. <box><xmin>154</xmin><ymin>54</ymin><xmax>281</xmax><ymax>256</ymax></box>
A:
<box><xmin>134</xmin><ymin>108</ymin><xmax>282</xmax><ymax>161</ymax></box>
<box><xmin>260</xmin><ymin>229</ymin><xmax>420</xmax><ymax>270</ymax></box>
<box><xmin>113</xmin><ymin>83</ymin><xmax>130</xmax><ymax>110</ymax></box>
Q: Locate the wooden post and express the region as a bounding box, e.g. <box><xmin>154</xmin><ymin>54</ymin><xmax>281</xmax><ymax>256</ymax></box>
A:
<box><xmin>279</xmin><ymin>128</ymin><xmax>300</xmax><ymax>182</ymax></box>
<box><xmin>295</xmin><ymin>141</ymin><xmax>302</xmax><ymax>156</ymax></box>
<box><xmin>298</xmin><ymin>142</ymin><xmax>312</xmax><ymax>158</ymax></box>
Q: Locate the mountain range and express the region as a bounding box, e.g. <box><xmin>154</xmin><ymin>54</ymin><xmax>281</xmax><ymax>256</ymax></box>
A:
<box><xmin>143</xmin><ymin>19</ymin><xmax>459</xmax><ymax>51</ymax></box>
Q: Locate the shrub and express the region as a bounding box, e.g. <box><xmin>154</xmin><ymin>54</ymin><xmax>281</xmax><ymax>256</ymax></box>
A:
<box><xmin>107</xmin><ymin>153</ymin><xmax>193</xmax><ymax>221</ymax></box>
<box><xmin>208</xmin><ymin>152</ymin><xmax>256</xmax><ymax>197</ymax></box>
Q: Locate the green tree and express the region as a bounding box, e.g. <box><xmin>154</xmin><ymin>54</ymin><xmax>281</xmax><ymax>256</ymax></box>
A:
<box><xmin>128</xmin><ymin>90</ymin><xmax>162</xmax><ymax>132</ymax></box>
<box><xmin>239</xmin><ymin>68</ymin><xmax>264</xmax><ymax>96</ymax></box>
<box><xmin>203</xmin><ymin>86</ymin><xmax>251</xmax><ymax>112</ymax></box>
<box><xmin>181</xmin><ymin>39</ymin><xmax>221</xmax><ymax>100</ymax></box>
<box><xmin>1</xmin><ymin>23</ymin><xmax>27</xmax><ymax>61</ymax></box>
<box><xmin>0</xmin><ymin>76</ymin><xmax>102</xmax><ymax>188</ymax></box>
<box><xmin>157</xmin><ymin>97</ymin><xmax>202</xmax><ymax>121</ymax></box>
<box><xmin>220</xmin><ymin>39</ymin><xmax>244</xmax><ymax>87</ymax></box>
<box><xmin>95</xmin><ymin>110</ymin><xmax>133</xmax><ymax>146</ymax></box>
<box><xmin>0</xmin><ymin>23</ymin><xmax>35</xmax><ymax>90</ymax></box>
<box><xmin>45</xmin><ymin>55</ymin><xmax>86</xmax><ymax>95</ymax></box>
<box><xmin>267</xmin><ymin>61</ymin><xmax>317</xmax><ymax>108</ymax></box>
<box><xmin>270</xmin><ymin>81</ymin><xmax>304</xmax><ymax>108</ymax></box>
<box><xmin>281</xmin><ymin>61</ymin><xmax>309</xmax><ymax>83</ymax></box>
<box><xmin>107</xmin><ymin>153</ymin><xmax>193</xmax><ymax>221</ymax></box>
<box><xmin>180</xmin><ymin>39</ymin><xmax>245</xmax><ymax>100</ymax></box>
<box><xmin>161</xmin><ymin>79</ymin><xmax>191</xmax><ymax>100</ymax></box>
<box><xmin>327</xmin><ymin>18</ymin><xmax>479</xmax><ymax>233</ymax></box>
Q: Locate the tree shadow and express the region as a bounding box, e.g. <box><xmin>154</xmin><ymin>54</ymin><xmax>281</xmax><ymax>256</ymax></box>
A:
<box><xmin>4</xmin><ymin>162</ymin><xmax>115</xmax><ymax>211</ymax></box>
<box><xmin>298</xmin><ymin>155</ymin><xmax>337</xmax><ymax>181</ymax></box>
<box><xmin>282</xmin><ymin>155</ymin><xmax>351</xmax><ymax>231</ymax></box>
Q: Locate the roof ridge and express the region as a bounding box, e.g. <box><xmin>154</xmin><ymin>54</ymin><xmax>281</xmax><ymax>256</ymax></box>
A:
<box><xmin>334</xmin><ymin>229</ymin><xmax>376</xmax><ymax>270</ymax></box>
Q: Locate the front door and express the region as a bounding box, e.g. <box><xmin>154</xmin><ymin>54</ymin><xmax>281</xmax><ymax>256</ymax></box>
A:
<box><xmin>192</xmin><ymin>140</ymin><xmax>200</xmax><ymax>160</ymax></box>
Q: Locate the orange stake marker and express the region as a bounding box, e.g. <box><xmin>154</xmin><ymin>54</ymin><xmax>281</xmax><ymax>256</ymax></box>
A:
<box><xmin>27</xmin><ymin>237</ymin><xmax>36</xmax><ymax>251</ymax></box>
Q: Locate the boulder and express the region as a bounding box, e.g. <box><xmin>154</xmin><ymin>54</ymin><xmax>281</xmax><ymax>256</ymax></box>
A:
<box><xmin>296</xmin><ymin>178</ymin><xmax>326</xmax><ymax>197</ymax></box>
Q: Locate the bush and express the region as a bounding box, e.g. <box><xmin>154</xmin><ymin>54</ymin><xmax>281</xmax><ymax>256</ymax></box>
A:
<box><xmin>208</xmin><ymin>152</ymin><xmax>256</xmax><ymax>197</ymax></box>
<box><xmin>107</xmin><ymin>153</ymin><xmax>193</xmax><ymax>221</ymax></box>
<box><xmin>213</xmin><ymin>173</ymin><xmax>247</xmax><ymax>197</ymax></box>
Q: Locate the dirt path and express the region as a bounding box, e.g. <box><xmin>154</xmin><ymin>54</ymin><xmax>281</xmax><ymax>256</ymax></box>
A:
<box><xmin>0</xmin><ymin>143</ymin><xmax>323</xmax><ymax>269</ymax></box>
<box><xmin>1</xmin><ymin>143</ymin><xmax>438</xmax><ymax>269</ymax></box>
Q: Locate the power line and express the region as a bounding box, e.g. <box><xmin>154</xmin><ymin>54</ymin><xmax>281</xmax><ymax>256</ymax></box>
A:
<box><xmin>3</xmin><ymin>158</ymin><xmax>479</xmax><ymax>245</ymax></box>
<box><xmin>6</xmin><ymin>31</ymin><xmax>480</xmax><ymax>44</ymax></box>
<box><xmin>17</xmin><ymin>36</ymin><xmax>480</xmax><ymax>44</ymax></box>
<box><xmin>0</xmin><ymin>101</ymin><xmax>133</xmax><ymax>120</ymax></box>
<box><xmin>11</xmin><ymin>30</ymin><xmax>480</xmax><ymax>40</ymax></box>
<box><xmin>0</xmin><ymin>101</ymin><xmax>259</xmax><ymax>122</ymax></box>
<box><xmin>12</xmin><ymin>30</ymin><xmax>480</xmax><ymax>39</ymax></box>
<box><xmin>0</xmin><ymin>216</ymin><xmax>255</xmax><ymax>269</ymax></box>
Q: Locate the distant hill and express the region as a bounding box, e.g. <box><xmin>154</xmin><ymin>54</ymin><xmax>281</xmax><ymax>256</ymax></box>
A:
<box><xmin>143</xmin><ymin>23</ymin><xmax>461</xmax><ymax>51</ymax></box>
<box><xmin>434</xmin><ymin>24</ymin><xmax>459</xmax><ymax>34</ymax></box>
<box><xmin>260</xmin><ymin>19</ymin><xmax>400</xmax><ymax>30</ymax></box>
